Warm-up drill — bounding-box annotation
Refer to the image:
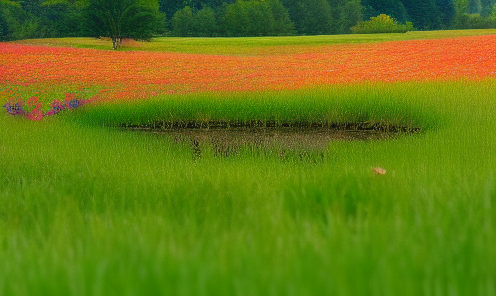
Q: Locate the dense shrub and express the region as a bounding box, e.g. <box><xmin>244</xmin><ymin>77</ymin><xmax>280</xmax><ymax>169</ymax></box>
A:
<box><xmin>36</xmin><ymin>2</ymin><xmax>86</xmax><ymax>38</ymax></box>
<box><xmin>333</xmin><ymin>0</ymin><xmax>363</xmax><ymax>34</ymax></box>
<box><xmin>453</xmin><ymin>13</ymin><xmax>496</xmax><ymax>29</ymax></box>
<box><xmin>0</xmin><ymin>9</ymin><xmax>7</xmax><ymax>40</ymax></box>
<box><xmin>171</xmin><ymin>6</ymin><xmax>194</xmax><ymax>37</ymax></box>
<box><xmin>362</xmin><ymin>0</ymin><xmax>410</xmax><ymax>23</ymax></box>
<box><xmin>351</xmin><ymin>14</ymin><xmax>414</xmax><ymax>34</ymax></box>
<box><xmin>223</xmin><ymin>0</ymin><xmax>294</xmax><ymax>36</ymax></box>
<box><xmin>223</xmin><ymin>0</ymin><xmax>275</xmax><ymax>36</ymax></box>
<box><xmin>0</xmin><ymin>0</ymin><xmax>39</xmax><ymax>40</ymax></box>
<box><xmin>172</xmin><ymin>6</ymin><xmax>217</xmax><ymax>37</ymax></box>
<box><xmin>172</xmin><ymin>0</ymin><xmax>294</xmax><ymax>37</ymax></box>
<box><xmin>1</xmin><ymin>0</ymin><xmax>496</xmax><ymax>40</ymax></box>
<box><xmin>193</xmin><ymin>7</ymin><xmax>217</xmax><ymax>37</ymax></box>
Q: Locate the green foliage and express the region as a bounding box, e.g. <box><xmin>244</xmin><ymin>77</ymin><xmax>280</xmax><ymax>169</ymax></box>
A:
<box><xmin>362</xmin><ymin>0</ymin><xmax>410</xmax><ymax>23</ymax></box>
<box><xmin>0</xmin><ymin>0</ymin><xmax>39</xmax><ymax>40</ymax></box>
<box><xmin>1</xmin><ymin>0</ymin><xmax>494</xmax><ymax>39</ymax></box>
<box><xmin>332</xmin><ymin>0</ymin><xmax>364</xmax><ymax>34</ymax></box>
<box><xmin>222</xmin><ymin>0</ymin><xmax>294</xmax><ymax>37</ymax></box>
<box><xmin>11</xmin><ymin>17</ymin><xmax>39</xmax><ymax>38</ymax></box>
<box><xmin>454</xmin><ymin>12</ymin><xmax>496</xmax><ymax>28</ymax></box>
<box><xmin>172</xmin><ymin>6</ymin><xmax>217</xmax><ymax>37</ymax></box>
<box><xmin>171</xmin><ymin>0</ymin><xmax>293</xmax><ymax>37</ymax></box>
<box><xmin>468</xmin><ymin>0</ymin><xmax>482</xmax><ymax>13</ymax></box>
<box><xmin>36</xmin><ymin>1</ymin><xmax>86</xmax><ymax>37</ymax></box>
<box><xmin>436</xmin><ymin>0</ymin><xmax>456</xmax><ymax>28</ymax></box>
<box><xmin>0</xmin><ymin>7</ymin><xmax>7</xmax><ymax>40</ymax></box>
<box><xmin>171</xmin><ymin>5</ymin><xmax>194</xmax><ymax>37</ymax></box>
<box><xmin>224</xmin><ymin>0</ymin><xmax>273</xmax><ymax>36</ymax></box>
<box><xmin>464</xmin><ymin>0</ymin><xmax>496</xmax><ymax>17</ymax></box>
<box><xmin>84</xmin><ymin>0</ymin><xmax>164</xmax><ymax>49</ymax></box>
<box><xmin>480</xmin><ymin>0</ymin><xmax>495</xmax><ymax>16</ymax></box>
<box><xmin>283</xmin><ymin>0</ymin><xmax>333</xmax><ymax>35</ymax></box>
<box><xmin>455</xmin><ymin>0</ymin><xmax>470</xmax><ymax>14</ymax></box>
<box><xmin>453</xmin><ymin>0</ymin><xmax>496</xmax><ymax>28</ymax></box>
<box><xmin>194</xmin><ymin>7</ymin><xmax>217</xmax><ymax>37</ymax></box>
<box><xmin>400</xmin><ymin>0</ymin><xmax>443</xmax><ymax>30</ymax></box>
<box><xmin>351</xmin><ymin>14</ymin><xmax>414</xmax><ymax>34</ymax></box>
<box><xmin>266</xmin><ymin>0</ymin><xmax>295</xmax><ymax>35</ymax></box>
<box><xmin>281</xmin><ymin>0</ymin><xmax>364</xmax><ymax>35</ymax></box>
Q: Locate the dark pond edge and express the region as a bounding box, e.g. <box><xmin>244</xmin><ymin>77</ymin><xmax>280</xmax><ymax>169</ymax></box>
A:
<box><xmin>120</xmin><ymin>120</ymin><xmax>422</xmax><ymax>159</ymax></box>
<box><xmin>120</xmin><ymin>120</ymin><xmax>421</xmax><ymax>134</ymax></box>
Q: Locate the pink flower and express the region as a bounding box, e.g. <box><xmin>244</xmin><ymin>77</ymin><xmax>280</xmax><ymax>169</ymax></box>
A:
<box><xmin>26</xmin><ymin>106</ymin><xmax>44</xmax><ymax>121</ymax></box>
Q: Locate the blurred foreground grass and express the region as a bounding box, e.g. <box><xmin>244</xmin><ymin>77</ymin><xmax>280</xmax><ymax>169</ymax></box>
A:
<box><xmin>0</xmin><ymin>80</ymin><xmax>495</xmax><ymax>295</ymax></box>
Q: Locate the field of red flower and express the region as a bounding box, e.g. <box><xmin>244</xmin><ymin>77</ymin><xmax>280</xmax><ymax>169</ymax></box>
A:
<box><xmin>1</xmin><ymin>34</ymin><xmax>495</xmax><ymax>114</ymax></box>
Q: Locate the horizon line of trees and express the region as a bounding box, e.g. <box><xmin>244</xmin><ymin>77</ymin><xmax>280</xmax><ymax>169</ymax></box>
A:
<box><xmin>1</xmin><ymin>0</ymin><xmax>496</xmax><ymax>41</ymax></box>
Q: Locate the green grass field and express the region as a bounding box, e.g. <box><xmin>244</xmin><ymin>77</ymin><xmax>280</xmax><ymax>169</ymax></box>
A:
<box><xmin>16</xmin><ymin>29</ymin><xmax>496</xmax><ymax>54</ymax></box>
<box><xmin>1</xmin><ymin>32</ymin><xmax>496</xmax><ymax>295</ymax></box>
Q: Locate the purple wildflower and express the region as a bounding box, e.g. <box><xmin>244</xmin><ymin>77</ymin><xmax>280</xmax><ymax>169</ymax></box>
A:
<box><xmin>68</xmin><ymin>99</ymin><xmax>80</xmax><ymax>109</ymax></box>
<box><xmin>3</xmin><ymin>100</ymin><xmax>24</xmax><ymax>115</ymax></box>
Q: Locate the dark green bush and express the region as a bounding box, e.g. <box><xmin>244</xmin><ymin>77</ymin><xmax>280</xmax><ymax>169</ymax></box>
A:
<box><xmin>0</xmin><ymin>0</ymin><xmax>39</xmax><ymax>40</ymax></box>
<box><xmin>171</xmin><ymin>6</ymin><xmax>194</xmax><ymax>37</ymax></box>
<box><xmin>171</xmin><ymin>0</ymin><xmax>294</xmax><ymax>37</ymax></box>
<box><xmin>351</xmin><ymin>14</ymin><xmax>414</xmax><ymax>34</ymax></box>
<box><xmin>0</xmin><ymin>9</ymin><xmax>7</xmax><ymax>40</ymax></box>
<box><xmin>453</xmin><ymin>13</ymin><xmax>496</xmax><ymax>29</ymax></box>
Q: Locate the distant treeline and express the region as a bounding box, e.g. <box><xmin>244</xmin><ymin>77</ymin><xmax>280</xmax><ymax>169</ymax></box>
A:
<box><xmin>1</xmin><ymin>0</ymin><xmax>495</xmax><ymax>41</ymax></box>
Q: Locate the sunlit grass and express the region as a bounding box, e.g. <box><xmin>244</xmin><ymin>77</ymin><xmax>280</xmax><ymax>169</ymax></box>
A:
<box><xmin>14</xmin><ymin>29</ymin><xmax>496</xmax><ymax>55</ymax></box>
<box><xmin>70</xmin><ymin>82</ymin><xmax>442</xmax><ymax>130</ymax></box>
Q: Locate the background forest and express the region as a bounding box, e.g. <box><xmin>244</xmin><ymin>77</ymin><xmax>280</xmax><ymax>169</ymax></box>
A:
<box><xmin>0</xmin><ymin>0</ymin><xmax>495</xmax><ymax>41</ymax></box>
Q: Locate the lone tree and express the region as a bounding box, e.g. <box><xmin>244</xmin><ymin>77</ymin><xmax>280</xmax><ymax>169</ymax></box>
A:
<box><xmin>85</xmin><ymin>0</ymin><xmax>163</xmax><ymax>49</ymax></box>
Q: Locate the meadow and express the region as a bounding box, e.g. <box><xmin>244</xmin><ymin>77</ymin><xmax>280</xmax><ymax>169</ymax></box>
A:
<box><xmin>1</xmin><ymin>30</ymin><xmax>495</xmax><ymax>295</ymax></box>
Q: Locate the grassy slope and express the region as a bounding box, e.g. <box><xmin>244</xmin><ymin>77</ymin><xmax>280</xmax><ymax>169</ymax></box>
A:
<box><xmin>1</xmin><ymin>32</ymin><xmax>496</xmax><ymax>295</ymax></box>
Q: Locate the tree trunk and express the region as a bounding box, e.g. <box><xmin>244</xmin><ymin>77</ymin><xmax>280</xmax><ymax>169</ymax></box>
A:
<box><xmin>112</xmin><ymin>37</ymin><xmax>121</xmax><ymax>50</ymax></box>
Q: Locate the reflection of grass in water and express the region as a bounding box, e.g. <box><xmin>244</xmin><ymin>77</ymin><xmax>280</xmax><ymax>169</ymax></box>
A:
<box><xmin>128</xmin><ymin>125</ymin><xmax>412</xmax><ymax>158</ymax></box>
<box><xmin>0</xmin><ymin>80</ymin><xmax>495</xmax><ymax>295</ymax></box>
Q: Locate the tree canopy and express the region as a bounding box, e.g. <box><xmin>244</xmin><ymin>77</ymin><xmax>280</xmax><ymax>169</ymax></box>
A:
<box><xmin>84</xmin><ymin>0</ymin><xmax>163</xmax><ymax>49</ymax></box>
<box><xmin>0</xmin><ymin>0</ymin><xmax>495</xmax><ymax>42</ymax></box>
<box><xmin>362</xmin><ymin>0</ymin><xmax>409</xmax><ymax>23</ymax></box>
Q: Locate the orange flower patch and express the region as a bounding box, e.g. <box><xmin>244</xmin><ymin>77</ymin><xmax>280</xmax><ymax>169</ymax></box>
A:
<box><xmin>1</xmin><ymin>35</ymin><xmax>495</xmax><ymax>102</ymax></box>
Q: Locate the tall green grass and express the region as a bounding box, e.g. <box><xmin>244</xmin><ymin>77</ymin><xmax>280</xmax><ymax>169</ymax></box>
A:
<box><xmin>69</xmin><ymin>82</ymin><xmax>442</xmax><ymax>130</ymax></box>
<box><xmin>1</xmin><ymin>80</ymin><xmax>495</xmax><ymax>295</ymax></box>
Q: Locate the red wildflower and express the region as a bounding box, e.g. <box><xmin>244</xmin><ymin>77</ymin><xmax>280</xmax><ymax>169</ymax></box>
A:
<box><xmin>26</xmin><ymin>105</ymin><xmax>43</xmax><ymax>121</ymax></box>
<box><xmin>0</xmin><ymin>35</ymin><xmax>494</xmax><ymax>103</ymax></box>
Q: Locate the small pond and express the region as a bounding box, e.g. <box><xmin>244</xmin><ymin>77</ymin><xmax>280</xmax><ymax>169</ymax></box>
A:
<box><xmin>122</xmin><ymin>120</ymin><xmax>420</xmax><ymax>158</ymax></box>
